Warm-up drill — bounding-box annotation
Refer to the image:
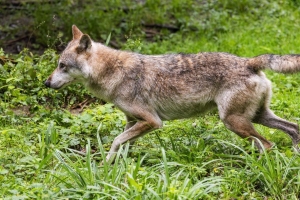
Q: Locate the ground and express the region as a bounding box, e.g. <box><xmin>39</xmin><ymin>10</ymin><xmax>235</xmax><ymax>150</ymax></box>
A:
<box><xmin>0</xmin><ymin>0</ymin><xmax>173</xmax><ymax>55</ymax></box>
<box><xmin>0</xmin><ymin>1</ymin><xmax>42</xmax><ymax>54</ymax></box>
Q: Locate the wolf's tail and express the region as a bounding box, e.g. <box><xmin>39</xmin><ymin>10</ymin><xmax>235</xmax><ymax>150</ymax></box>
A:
<box><xmin>247</xmin><ymin>54</ymin><xmax>300</xmax><ymax>73</ymax></box>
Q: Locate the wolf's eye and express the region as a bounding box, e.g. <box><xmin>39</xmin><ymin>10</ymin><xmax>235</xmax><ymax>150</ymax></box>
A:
<box><xmin>59</xmin><ymin>63</ymin><xmax>67</xmax><ymax>70</ymax></box>
<box><xmin>59</xmin><ymin>63</ymin><xmax>67</xmax><ymax>71</ymax></box>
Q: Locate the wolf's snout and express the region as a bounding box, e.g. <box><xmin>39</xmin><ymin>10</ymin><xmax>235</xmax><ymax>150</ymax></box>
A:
<box><xmin>44</xmin><ymin>79</ymin><xmax>51</xmax><ymax>87</ymax></box>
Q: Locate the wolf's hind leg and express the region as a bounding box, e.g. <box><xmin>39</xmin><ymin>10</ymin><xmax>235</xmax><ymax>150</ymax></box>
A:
<box><xmin>216</xmin><ymin>82</ymin><xmax>274</xmax><ymax>152</ymax></box>
<box><xmin>253</xmin><ymin>108</ymin><xmax>300</xmax><ymax>151</ymax></box>
<box><xmin>222</xmin><ymin>114</ymin><xmax>273</xmax><ymax>152</ymax></box>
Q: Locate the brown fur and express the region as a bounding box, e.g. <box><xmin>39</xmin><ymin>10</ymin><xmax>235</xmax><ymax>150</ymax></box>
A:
<box><xmin>45</xmin><ymin>25</ymin><xmax>300</xmax><ymax>162</ymax></box>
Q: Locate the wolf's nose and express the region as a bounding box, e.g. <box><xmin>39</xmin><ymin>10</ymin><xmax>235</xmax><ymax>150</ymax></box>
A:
<box><xmin>44</xmin><ymin>79</ymin><xmax>51</xmax><ymax>87</ymax></box>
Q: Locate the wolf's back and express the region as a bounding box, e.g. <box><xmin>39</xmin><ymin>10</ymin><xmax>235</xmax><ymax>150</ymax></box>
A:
<box><xmin>247</xmin><ymin>54</ymin><xmax>300</xmax><ymax>73</ymax></box>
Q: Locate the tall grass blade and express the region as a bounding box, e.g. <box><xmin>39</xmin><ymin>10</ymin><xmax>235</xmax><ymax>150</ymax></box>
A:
<box><xmin>96</xmin><ymin>123</ymin><xmax>109</xmax><ymax>175</ymax></box>
<box><xmin>105</xmin><ymin>32</ymin><xmax>111</xmax><ymax>46</ymax></box>
<box><xmin>161</xmin><ymin>148</ymin><xmax>170</xmax><ymax>187</ymax></box>
<box><xmin>86</xmin><ymin>138</ymin><xmax>94</xmax><ymax>183</ymax></box>
<box><xmin>54</xmin><ymin>149</ymin><xmax>87</xmax><ymax>188</ymax></box>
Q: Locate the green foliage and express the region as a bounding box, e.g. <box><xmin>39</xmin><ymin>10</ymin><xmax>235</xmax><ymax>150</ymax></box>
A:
<box><xmin>1</xmin><ymin>0</ymin><xmax>293</xmax><ymax>52</ymax></box>
<box><xmin>1</xmin><ymin>0</ymin><xmax>300</xmax><ymax>199</ymax></box>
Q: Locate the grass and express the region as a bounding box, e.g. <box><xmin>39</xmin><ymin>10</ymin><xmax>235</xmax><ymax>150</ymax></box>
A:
<box><xmin>1</xmin><ymin>0</ymin><xmax>300</xmax><ymax>199</ymax></box>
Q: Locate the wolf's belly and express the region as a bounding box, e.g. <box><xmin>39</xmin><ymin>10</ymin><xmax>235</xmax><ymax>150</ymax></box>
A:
<box><xmin>156</xmin><ymin>101</ymin><xmax>217</xmax><ymax>120</ymax></box>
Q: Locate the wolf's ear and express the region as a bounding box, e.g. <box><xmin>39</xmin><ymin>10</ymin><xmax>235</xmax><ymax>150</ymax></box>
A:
<box><xmin>72</xmin><ymin>25</ymin><xmax>83</xmax><ymax>40</ymax></box>
<box><xmin>77</xmin><ymin>34</ymin><xmax>92</xmax><ymax>53</ymax></box>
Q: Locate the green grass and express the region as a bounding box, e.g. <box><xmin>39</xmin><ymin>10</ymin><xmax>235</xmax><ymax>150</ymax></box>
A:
<box><xmin>1</xmin><ymin>0</ymin><xmax>300</xmax><ymax>199</ymax></box>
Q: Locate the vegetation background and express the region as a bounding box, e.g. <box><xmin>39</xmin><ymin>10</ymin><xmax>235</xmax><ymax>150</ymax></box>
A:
<box><xmin>1</xmin><ymin>0</ymin><xmax>300</xmax><ymax>199</ymax></box>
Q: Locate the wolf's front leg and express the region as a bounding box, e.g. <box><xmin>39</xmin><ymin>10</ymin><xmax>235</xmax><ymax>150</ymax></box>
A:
<box><xmin>105</xmin><ymin>119</ymin><xmax>162</xmax><ymax>163</ymax></box>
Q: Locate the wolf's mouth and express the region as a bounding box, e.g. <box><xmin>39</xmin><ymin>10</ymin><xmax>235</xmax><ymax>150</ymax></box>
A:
<box><xmin>56</xmin><ymin>80</ymin><xmax>74</xmax><ymax>89</ymax></box>
<box><xmin>44</xmin><ymin>79</ymin><xmax>74</xmax><ymax>90</ymax></box>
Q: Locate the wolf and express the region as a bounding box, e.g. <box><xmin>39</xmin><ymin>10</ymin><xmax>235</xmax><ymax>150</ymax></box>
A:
<box><xmin>45</xmin><ymin>25</ymin><xmax>300</xmax><ymax>162</ymax></box>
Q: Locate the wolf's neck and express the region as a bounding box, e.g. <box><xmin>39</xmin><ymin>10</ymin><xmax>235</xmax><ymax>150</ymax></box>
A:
<box><xmin>94</xmin><ymin>42</ymin><xmax>118</xmax><ymax>60</ymax></box>
<box><xmin>86</xmin><ymin>42</ymin><xmax>129</xmax><ymax>102</ymax></box>
<box><xmin>93</xmin><ymin>42</ymin><xmax>137</xmax><ymax>70</ymax></box>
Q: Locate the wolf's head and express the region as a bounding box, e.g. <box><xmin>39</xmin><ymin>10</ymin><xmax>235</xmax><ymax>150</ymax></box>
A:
<box><xmin>45</xmin><ymin>25</ymin><xmax>92</xmax><ymax>89</ymax></box>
